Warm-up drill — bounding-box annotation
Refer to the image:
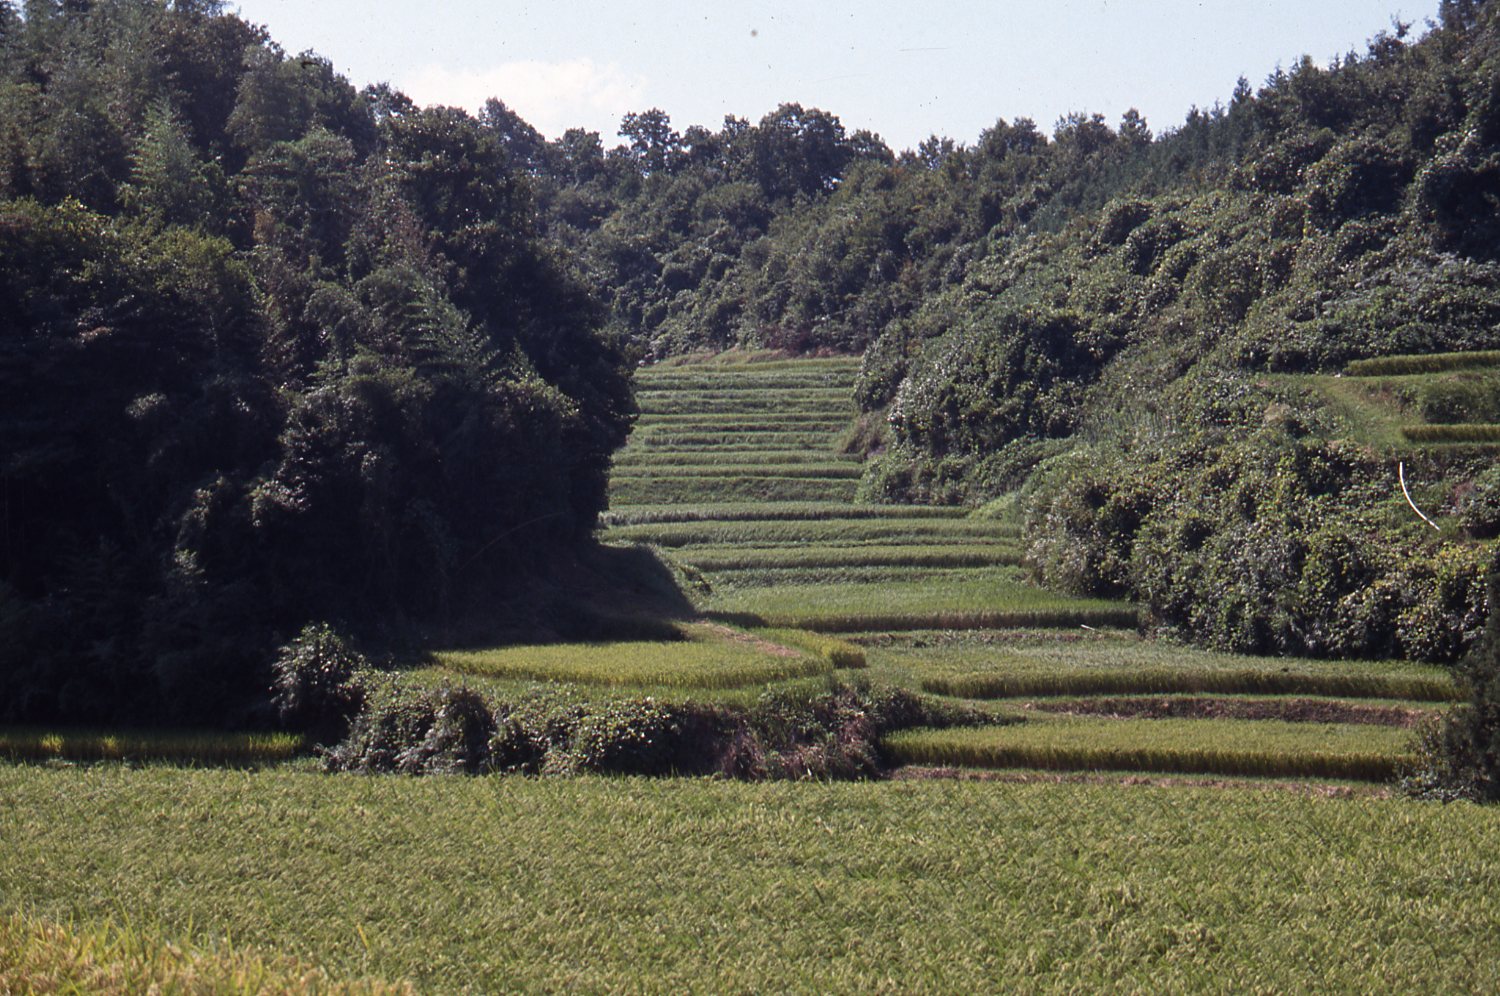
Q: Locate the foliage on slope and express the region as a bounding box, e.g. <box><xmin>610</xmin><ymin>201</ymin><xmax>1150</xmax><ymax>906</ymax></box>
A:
<box><xmin>0</xmin><ymin>0</ymin><xmax>634</xmax><ymax>724</ymax></box>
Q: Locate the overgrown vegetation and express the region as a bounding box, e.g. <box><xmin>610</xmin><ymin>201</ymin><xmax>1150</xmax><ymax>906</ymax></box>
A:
<box><xmin>0</xmin><ymin>0</ymin><xmax>634</xmax><ymax>725</ymax></box>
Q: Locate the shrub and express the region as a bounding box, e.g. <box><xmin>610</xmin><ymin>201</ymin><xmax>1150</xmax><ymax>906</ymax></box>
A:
<box><xmin>1404</xmin><ymin>556</ymin><xmax>1500</xmax><ymax>802</ymax></box>
<box><xmin>270</xmin><ymin>623</ymin><xmax>369</xmax><ymax>742</ymax></box>
<box><xmin>1460</xmin><ymin>465</ymin><xmax>1500</xmax><ymax>539</ymax></box>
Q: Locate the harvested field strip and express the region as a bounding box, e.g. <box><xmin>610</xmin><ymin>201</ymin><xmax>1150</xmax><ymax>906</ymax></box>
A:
<box><xmin>609</xmin><ymin>477</ymin><xmax>858</xmax><ymax>505</ymax></box>
<box><xmin>599</xmin><ymin>503</ymin><xmax>970</xmax><ymax>526</ymax></box>
<box><xmin>0</xmin><ymin>728</ymin><xmax>304</xmax><ymax>764</ymax></box>
<box><xmin>884</xmin><ymin>718</ymin><xmax>1415</xmax><ymax>781</ymax></box>
<box><xmin>437</xmin><ymin>631</ymin><xmax>830</xmax><ymax>690</ymax></box>
<box><xmin>1401</xmin><ymin>423</ymin><xmax>1500</xmax><ymax>443</ymax></box>
<box><xmin>604</xmin><ymin>518</ymin><xmax>1017</xmax><ymax>546</ymax></box>
<box><xmin>1346</xmin><ymin>349</ymin><xmax>1500</xmax><ymax>376</ymax></box>
<box><xmin>922</xmin><ymin>668</ymin><xmax>1460</xmax><ymax>702</ymax></box>
<box><xmin>681</xmin><ymin>544</ymin><xmax>1024</xmax><ymax>572</ymax></box>
<box><xmin>611</xmin><ymin>463</ymin><xmax>863</xmax><ymax>481</ymax></box>
<box><xmin>1027</xmin><ymin>696</ymin><xmax>1434</xmax><ymax>726</ymax></box>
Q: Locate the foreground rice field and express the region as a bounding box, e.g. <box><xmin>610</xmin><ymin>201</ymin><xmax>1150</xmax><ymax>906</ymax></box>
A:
<box><xmin>3</xmin><ymin>768</ymin><xmax>1498</xmax><ymax>993</ymax></box>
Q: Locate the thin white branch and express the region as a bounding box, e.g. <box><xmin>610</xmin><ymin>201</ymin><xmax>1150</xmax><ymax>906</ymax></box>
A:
<box><xmin>1399</xmin><ymin>461</ymin><xmax>1442</xmax><ymax>532</ymax></box>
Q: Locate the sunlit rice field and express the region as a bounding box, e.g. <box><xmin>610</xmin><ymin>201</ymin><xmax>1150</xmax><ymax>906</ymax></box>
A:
<box><xmin>3</xmin><ymin>770</ymin><xmax>1499</xmax><ymax>993</ymax></box>
<box><xmin>885</xmin><ymin>716</ymin><xmax>1416</xmax><ymax>781</ymax></box>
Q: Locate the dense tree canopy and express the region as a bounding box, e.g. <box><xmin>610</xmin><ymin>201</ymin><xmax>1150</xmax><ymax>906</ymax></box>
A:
<box><xmin>0</xmin><ymin>0</ymin><xmax>633</xmax><ymax>724</ymax></box>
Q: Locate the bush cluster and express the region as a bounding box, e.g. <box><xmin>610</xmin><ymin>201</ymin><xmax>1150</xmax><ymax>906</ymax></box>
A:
<box><xmin>1024</xmin><ymin>417</ymin><xmax>1494</xmax><ymax>663</ymax></box>
<box><xmin>320</xmin><ymin>677</ymin><xmax>985</xmax><ymax>780</ymax></box>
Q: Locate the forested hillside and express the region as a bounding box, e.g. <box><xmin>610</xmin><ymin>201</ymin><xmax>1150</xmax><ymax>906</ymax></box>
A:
<box><xmin>4</xmin><ymin>0</ymin><xmax>1498</xmax><ymax>727</ymax></box>
<box><xmin>526</xmin><ymin>0</ymin><xmax>1500</xmax><ymax>664</ymax></box>
<box><xmin>0</xmin><ymin>0</ymin><xmax>634</xmax><ymax>723</ymax></box>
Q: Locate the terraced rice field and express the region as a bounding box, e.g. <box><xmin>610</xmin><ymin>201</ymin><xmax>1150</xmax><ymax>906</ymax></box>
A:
<box><xmin>599</xmin><ymin>354</ymin><xmax>1458</xmax><ymax>784</ymax></box>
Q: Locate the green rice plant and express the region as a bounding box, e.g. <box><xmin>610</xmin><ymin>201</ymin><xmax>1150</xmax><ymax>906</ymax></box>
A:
<box><xmin>706</xmin><ymin>574</ymin><xmax>1137</xmax><ymax>632</ymax></box>
<box><xmin>598</xmin><ymin>503</ymin><xmax>971</xmax><ymax>526</ymax></box>
<box><xmin>1401</xmin><ymin>423</ymin><xmax>1500</xmax><ymax>443</ymax></box>
<box><xmin>0</xmin><ymin>728</ymin><xmax>305</xmax><ymax>764</ymax></box>
<box><xmin>638</xmin><ymin>397</ymin><xmax>853</xmax><ymax>416</ymax></box>
<box><xmin>602</xmin><ymin>517</ymin><xmax>1017</xmax><ymax>546</ymax></box>
<box><xmin>679</xmin><ymin>543</ymin><xmax>1024</xmax><ymax>572</ymax></box>
<box><xmin>630</xmin><ymin>431</ymin><xmax>841</xmax><ymax>449</ymax></box>
<box><xmin>614</xmin><ymin>450</ymin><xmax>863</xmax><ymax>468</ymax></box>
<box><xmin>634</xmin><ymin>415</ymin><xmax>852</xmax><ymax>431</ymax></box>
<box><xmin>884</xmin><ymin>717</ymin><xmax>1415</xmax><ymax>781</ymax></box>
<box><xmin>611</xmin><ymin>463</ymin><xmax>864</xmax><ymax>480</ymax></box>
<box><xmin>437</xmin><ymin>629</ymin><xmax>832</xmax><ymax>690</ymax></box>
<box><xmin>752</xmin><ymin>629</ymin><xmax>867</xmax><ymax>669</ymax></box>
<box><xmin>609</xmin><ymin>476</ymin><xmax>859</xmax><ymax>505</ymax></box>
<box><xmin>635</xmin><ymin>375</ymin><xmax>856</xmax><ymax>393</ymax></box>
<box><xmin>1345</xmin><ymin>350</ymin><xmax>1500</xmax><ymax>377</ymax></box>
<box><xmin>692</xmin><ymin>565</ymin><xmax>1019</xmax><ymax>589</ymax></box>
<box><xmin>920</xmin><ymin>668</ymin><xmax>1461</xmax><ymax>702</ymax></box>
<box><xmin>0</xmin><ymin>913</ymin><xmax>413</xmax><ymax>995</ymax></box>
<box><xmin>9</xmin><ymin>771</ymin><xmax>1500</xmax><ymax>991</ymax></box>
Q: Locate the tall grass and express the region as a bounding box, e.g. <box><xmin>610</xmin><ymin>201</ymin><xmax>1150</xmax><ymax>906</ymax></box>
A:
<box><xmin>884</xmin><ymin>718</ymin><xmax>1415</xmax><ymax>781</ymax></box>
<box><xmin>1345</xmin><ymin>350</ymin><xmax>1500</xmax><ymax>376</ymax></box>
<box><xmin>0</xmin><ymin>728</ymin><xmax>305</xmax><ymax>764</ymax></box>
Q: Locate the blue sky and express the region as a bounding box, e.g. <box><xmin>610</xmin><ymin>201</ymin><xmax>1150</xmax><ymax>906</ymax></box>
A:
<box><xmin>230</xmin><ymin>1</ymin><xmax>1438</xmax><ymax>152</ymax></box>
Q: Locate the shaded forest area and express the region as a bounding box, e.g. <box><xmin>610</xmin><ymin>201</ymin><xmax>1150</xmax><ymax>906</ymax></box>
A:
<box><xmin>2</xmin><ymin>0</ymin><xmax>1499</xmax><ymax>726</ymax></box>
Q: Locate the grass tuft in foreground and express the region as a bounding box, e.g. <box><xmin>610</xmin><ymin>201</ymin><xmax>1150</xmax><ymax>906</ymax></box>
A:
<box><xmin>0</xmin><ymin>912</ymin><xmax>411</xmax><ymax>995</ymax></box>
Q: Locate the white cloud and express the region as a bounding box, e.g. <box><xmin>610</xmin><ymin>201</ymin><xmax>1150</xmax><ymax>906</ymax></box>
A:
<box><xmin>399</xmin><ymin>58</ymin><xmax>648</xmax><ymax>139</ymax></box>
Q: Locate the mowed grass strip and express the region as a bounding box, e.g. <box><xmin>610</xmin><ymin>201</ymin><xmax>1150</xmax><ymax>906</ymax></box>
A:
<box><xmin>1345</xmin><ymin>349</ymin><xmax>1500</xmax><ymax>376</ymax></box>
<box><xmin>0</xmin><ymin>913</ymin><xmax>412</xmax><ymax>995</ymax></box>
<box><xmin>603</xmin><ymin>517</ymin><xmax>1019</xmax><ymax>546</ymax></box>
<box><xmin>0</xmin><ymin>728</ymin><xmax>304</xmax><ymax>764</ymax></box>
<box><xmin>706</xmin><ymin>575</ymin><xmax>1137</xmax><ymax>633</ymax></box>
<box><xmin>599</xmin><ymin>503</ymin><xmax>971</xmax><ymax>526</ymax></box>
<box><xmin>610</xmin><ymin>476</ymin><xmax>858</xmax><ymax>505</ymax></box>
<box><xmin>681</xmin><ymin>543</ymin><xmax>1024</xmax><ymax>572</ymax></box>
<box><xmin>437</xmin><ymin>633</ymin><xmax>829</xmax><ymax>690</ymax></box>
<box><xmin>1401</xmin><ymin>423</ymin><xmax>1500</xmax><ymax>443</ymax></box>
<box><xmin>884</xmin><ymin>717</ymin><xmax>1416</xmax><ymax>781</ymax></box>
<box><xmin>6</xmin><ymin>771</ymin><xmax>1500</xmax><ymax>992</ymax></box>
<box><xmin>921</xmin><ymin>667</ymin><xmax>1461</xmax><ymax>702</ymax></box>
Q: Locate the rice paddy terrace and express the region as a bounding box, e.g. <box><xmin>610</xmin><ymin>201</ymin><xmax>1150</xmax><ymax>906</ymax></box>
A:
<box><xmin>600</xmin><ymin>353</ymin><xmax>1460</xmax><ymax>785</ymax></box>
